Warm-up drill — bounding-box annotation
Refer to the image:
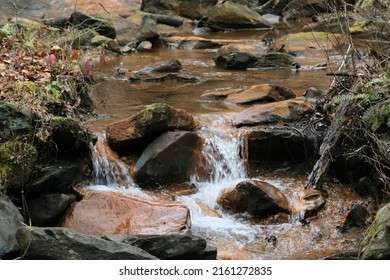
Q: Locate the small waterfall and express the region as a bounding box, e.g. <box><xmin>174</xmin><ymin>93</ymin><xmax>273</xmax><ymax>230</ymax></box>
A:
<box><xmin>178</xmin><ymin>114</ymin><xmax>253</xmax><ymax>237</ymax></box>
<box><xmin>85</xmin><ymin>134</ymin><xmax>147</xmax><ymax>198</ymax></box>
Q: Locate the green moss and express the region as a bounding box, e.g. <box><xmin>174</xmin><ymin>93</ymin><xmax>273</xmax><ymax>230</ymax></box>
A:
<box><xmin>51</xmin><ymin>116</ymin><xmax>80</xmax><ymax>132</ymax></box>
<box><xmin>363</xmin><ymin>101</ymin><xmax>390</xmax><ymax>132</ymax></box>
<box><xmin>0</xmin><ymin>141</ymin><xmax>37</xmax><ymax>191</ymax></box>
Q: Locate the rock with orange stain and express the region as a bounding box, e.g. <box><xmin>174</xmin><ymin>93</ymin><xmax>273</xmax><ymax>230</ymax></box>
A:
<box><xmin>106</xmin><ymin>103</ymin><xmax>197</xmax><ymax>154</ymax></box>
<box><xmin>60</xmin><ymin>191</ymin><xmax>191</xmax><ymax>236</ymax></box>
<box><xmin>217</xmin><ymin>179</ymin><xmax>290</xmax><ymax>217</ymax></box>
<box><xmin>291</xmin><ymin>188</ymin><xmax>326</xmax><ymax>218</ymax></box>
<box><xmin>233</xmin><ymin>97</ymin><xmax>314</xmax><ymax>127</ymax></box>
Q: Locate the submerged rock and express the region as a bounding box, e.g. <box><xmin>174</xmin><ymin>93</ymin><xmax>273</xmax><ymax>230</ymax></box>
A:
<box><xmin>59</xmin><ymin>191</ymin><xmax>191</xmax><ymax>236</ymax></box>
<box><xmin>340</xmin><ymin>203</ymin><xmax>369</xmax><ymax>232</ymax></box>
<box><xmin>138</xmin><ymin>59</ymin><xmax>183</xmax><ymax>73</ymax></box>
<box><xmin>217</xmin><ymin>179</ymin><xmax>289</xmax><ymax>217</ymax></box>
<box><xmin>359</xmin><ymin>202</ymin><xmax>390</xmax><ymax>259</ymax></box>
<box><xmin>134</xmin><ymin>131</ymin><xmax>202</xmax><ymax>185</ymax></box>
<box><xmin>106</xmin><ymin>103</ymin><xmax>197</xmax><ymax>154</ymax></box>
<box><xmin>0</xmin><ymin>197</ymin><xmax>24</xmax><ymax>258</ymax></box>
<box><xmin>16</xmin><ymin>226</ymin><xmax>158</xmax><ymax>260</ymax></box>
<box><xmin>233</xmin><ymin>97</ymin><xmax>315</xmax><ymax>127</ymax></box>
<box><xmin>104</xmin><ymin>234</ymin><xmax>215</xmax><ymax>260</ymax></box>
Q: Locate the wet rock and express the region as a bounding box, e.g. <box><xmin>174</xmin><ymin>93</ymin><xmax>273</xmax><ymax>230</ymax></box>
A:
<box><xmin>0</xmin><ymin>141</ymin><xmax>37</xmax><ymax>193</ymax></box>
<box><xmin>162</xmin><ymin>35</ymin><xmax>225</xmax><ymax>50</ymax></box>
<box><xmin>292</xmin><ymin>189</ymin><xmax>326</xmax><ymax>218</ymax></box>
<box><xmin>271</xmin><ymin>32</ymin><xmax>345</xmax><ymax>55</ymax></box>
<box><xmin>138</xmin><ymin>59</ymin><xmax>183</xmax><ymax>73</ymax></box>
<box><xmin>136</xmin><ymin>15</ymin><xmax>159</xmax><ymax>42</ymax></box>
<box><xmin>27</xmin><ymin>193</ymin><xmax>76</xmax><ymax>226</ymax></box>
<box><xmin>303</xmin><ymin>87</ymin><xmax>324</xmax><ymax>105</ymax></box>
<box><xmin>104</xmin><ymin>234</ymin><xmax>213</xmax><ymax>259</ymax></box>
<box><xmin>129</xmin><ymin>72</ymin><xmax>200</xmax><ymax>82</ymax></box>
<box><xmin>137</xmin><ymin>41</ymin><xmax>153</xmax><ymax>51</ymax></box>
<box><xmin>59</xmin><ymin>191</ymin><xmax>190</xmax><ymax>236</ymax></box>
<box><xmin>106</xmin><ymin>103</ymin><xmax>197</xmax><ymax>154</ymax></box>
<box><xmin>340</xmin><ymin>203</ymin><xmax>368</xmax><ymax>232</ymax></box>
<box><xmin>49</xmin><ymin>116</ymin><xmax>95</xmax><ymax>157</ymax></box>
<box><xmin>359</xmin><ymin>202</ymin><xmax>390</xmax><ymax>259</ymax></box>
<box><xmin>199</xmin><ymin>87</ymin><xmax>246</xmax><ymax>103</ymax></box>
<box><xmin>217</xmin><ymin>179</ymin><xmax>289</xmax><ymax>217</ymax></box>
<box><xmin>134</xmin><ymin>131</ymin><xmax>202</xmax><ymax>185</ymax></box>
<box><xmin>0</xmin><ymin>197</ymin><xmax>23</xmax><ymax>258</ymax></box>
<box><xmin>70</xmin><ymin>12</ymin><xmax>116</xmax><ymax>39</ymax></box>
<box><xmin>16</xmin><ymin>226</ymin><xmax>158</xmax><ymax>260</ymax></box>
<box><xmin>0</xmin><ymin>102</ymin><xmax>34</xmax><ymax>142</ymax></box>
<box><xmin>232</xmin><ymin>97</ymin><xmax>315</xmax><ymax>127</ymax></box>
<box><xmin>226</xmin><ymin>84</ymin><xmax>296</xmax><ymax>105</ymax></box>
<box><xmin>198</xmin><ymin>2</ymin><xmax>272</xmax><ymax>31</ymax></box>
<box><xmin>141</xmin><ymin>0</ymin><xmax>217</xmax><ymax>19</ymax></box>
<box><xmin>214</xmin><ymin>44</ymin><xmax>293</xmax><ymax>69</ymax></box>
<box><xmin>31</xmin><ymin>162</ymin><xmax>82</xmax><ymax>195</ymax></box>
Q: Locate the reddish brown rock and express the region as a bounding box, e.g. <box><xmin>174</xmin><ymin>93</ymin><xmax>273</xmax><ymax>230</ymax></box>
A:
<box><xmin>217</xmin><ymin>180</ymin><xmax>289</xmax><ymax>217</ymax></box>
<box><xmin>60</xmin><ymin>191</ymin><xmax>191</xmax><ymax>236</ymax></box>
<box><xmin>290</xmin><ymin>188</ymin><xmax>326</xmax><ymax>218</ymax></box>
<box><xmin>232</xmin><ymin>97</ymin><xmax>315</xmax><ymax>127</ymax></box>
<box><xmin>226</xmin><ymin>84</ymin><xmax>296</xmax><ymax>105</ymax></box>
<box><xmin>106</xmin><ymin>103</ymin><xmax>197</xmax><ymax>154</ymax></box>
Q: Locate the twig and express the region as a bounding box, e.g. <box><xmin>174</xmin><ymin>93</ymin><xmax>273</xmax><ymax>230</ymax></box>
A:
<box><xmin>98</xmin><ymin>2</ymin><xmax>111</xmax><ymax>14</ymax></box>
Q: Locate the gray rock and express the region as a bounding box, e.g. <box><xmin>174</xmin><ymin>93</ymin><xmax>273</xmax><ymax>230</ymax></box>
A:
<box><xmin>0</xmin><ymin>102</ymin><xmax>34</xmax><ymax>142</ymax></box>
<box><xmin>136</xmin><ymin>15</ymin><xmax>159</xmax><ymax>42</ymax></box>
<box><xmin>138</xmin><ymin>59</ymin><xmax>183</xmax><ymax>73</ymax></box>
<box><xmin>134</xmin><ymin>131</ymin><xmax>202</xmax><ymax>186</ymax></box>
<box><xmin>70</xmin><ymin>12</ymin><xmax>116</xmax><ymax>39</ymax></box>
<box><xmin>104</xmin><ymin>234</ymin><xmax>214</xmax><ymax>259</ymax></box>
<box><xmin>359</xmin><ymin>202</ymin><xmax>390</xmax><ymax>259</ymax></box>
<box><xmin>0</xmin><ymin>197</ymin><xmax>23</xmax><ymax>258</ymax></box>
<box><xmin>16</xmin><ymin>226</ymin><xmax>158</xmax><ymax>260</ymax></box>
<box><xmin>27</xmin><ymin>193</ymin><xmax>75</xmax><ymax>226</ymax></box>
<box><xmin>31</xmin><ymin>162</ymin><xmax>81</xmax><ymax>195</ymax></box>
<box><xmin>217</xmin><ymin>179</ymin><xmax>290</xmax><ymax>217</ymax></box>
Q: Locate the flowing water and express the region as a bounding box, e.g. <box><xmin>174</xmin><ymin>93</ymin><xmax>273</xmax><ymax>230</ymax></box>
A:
<box><xmin>83</xmin><ymin>27</ymin><xmax>365</xmax><ymax>259</ymax></box>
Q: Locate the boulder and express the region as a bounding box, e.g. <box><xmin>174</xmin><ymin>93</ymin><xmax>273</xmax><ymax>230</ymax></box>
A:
<box><xmin>70</xmin><ymin>12</ymin><xmax>116</xmax><ymax>39</ymax></box>
<box><xmin>104</xmin><ymin>234</ymin><xmax>213</xmax><ymax>259</ymax></box>
<box><xmin>106</xmin><ymin>103</ymin><xmax>197</xmax><ymax>154</ymax></box>
<box><xmin>141</xmin><ymin>0</ymin><xmax>217</xmax><ymax>19</ymax></box>
<box><xmin>0</xmin><ymin>102</ymin><xmax>34</xmax><ymax>142</ymax></box>
<box><xmin>217</xmin><ymin>179</ymin><xmax>289</xmax><ymax>217</ymax></box>
<box><xmin>162</xmin><ymin>35</ymin><xmax>225</xmax><ymax>50</ymax></box>
<box><xmin>243</xmin><ymin>123</ymin><xmax>320</xmax><ymax>162</ymax></box>
<box><xmin>49</xmin><ymin>116</ymin><xmax>94</xmax><ymax>157</ymax></box>
<box><xmin>359</xmin><ymin>202</ymin><xmax>390</xmax><ymax>259</ymax></box>
<box><xmin>59</xmin><ymin>191</ymin><xmax>191</xmax><ymax>236</ymax></box>
<box><xmin>232</xmin><ymin>97</ymin><xmax>315</xmax><ymax>127</ymax></box>
<box><xmin>199</xmin><ymin>87</ymin><xmax>247</xmax><ymax>103</ymax></box>
<box><xmin>27</xmin><ymin>193</ymin><xmax>76</xmax><ymax>226</ymax></box>
<box><xmin>226</xmin><ymin>84</ymin><xmax>296</xmax><ymax>105</ymax></box>
<box><xmin>129</xmin><ymin>72</ymin><xmax>200</xmax><ymax>82</ymax></box>
<box><xmin>282</xmin><ymin>0</ymin><xmax>332</xmax><ymax>19</ymax></box>
<box><xmin>134</xmin><ymin>131</ymin><xmax>202</xmax><ymax>185</ymax></box>
<box><xmin>0</xmin><ymin>197</ymin><xmax>24</xmax><ymax>258</ymax></box>
<box><xmin>213</xmin><ymin>44</ymin><xmax>293</xmax><ymax>69</ymax></box>
<box><xmin>138</xmin><ymin>59</ymin><xmax>183</xmax><ymax>73</ymax></box>
<box><xmin>16</xmin><ymin>226</ymin><xmax>158</xmax><ymax>260</ymax></box>
<box><xmin>198</xmin><ymin>2</ymin><xmax>272</xmax><ymax>31</ymax></box>
<box><xmin>0</xmin><ymin>141</ymin><xmax>37</xmax><ymax>192</ymax></box>
<box><xmin>136</xmin><ymin>15</ymin><xmax>159</xmax><ymax>42</ymax></box>
<box><xmin>31</xmin><ymin>162</ymin><xmax>82</xmax><ymax>195</ymax></box>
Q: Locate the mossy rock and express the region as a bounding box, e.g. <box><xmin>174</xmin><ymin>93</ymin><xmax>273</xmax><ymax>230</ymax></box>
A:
<box><xmin>359</xmin><ymin>202</ymin><xmax>390</xmax><ymax>259</ymax></box>
<box><xmin>49</xmin><ymin>116</ymin><xmax>92</xmax><ymax>156</ymax></box>
<box><xmin>0</xmin><ymin>141</ymin><xmax>37</xmax><ymax>192</ymax></box>
<box><xmin>0</xmin><ymin>102</ymin><xmax>35</xmax><ymax>142</ymax></box>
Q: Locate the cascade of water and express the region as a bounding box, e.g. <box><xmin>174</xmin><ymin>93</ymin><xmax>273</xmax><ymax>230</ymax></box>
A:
<box><xmin>86</xmin><ymin>134</ymin><xmax>147</xmax><ymax>198</ymax></box>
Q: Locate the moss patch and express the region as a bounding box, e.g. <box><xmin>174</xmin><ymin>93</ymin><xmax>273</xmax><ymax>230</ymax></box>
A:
<box><xmin>0</xmin><ymin>141</ymin><xmax>37</xmax><ymax>192</ymax></box>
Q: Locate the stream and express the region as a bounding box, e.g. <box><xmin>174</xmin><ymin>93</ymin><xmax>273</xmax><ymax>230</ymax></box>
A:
<box><xmin>83</xmin><ymin>27</ymin><xmax>365</xmax><ymax>259</ymax></box>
